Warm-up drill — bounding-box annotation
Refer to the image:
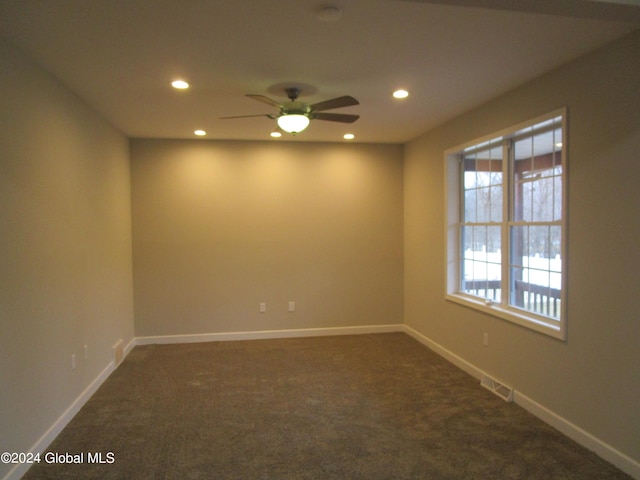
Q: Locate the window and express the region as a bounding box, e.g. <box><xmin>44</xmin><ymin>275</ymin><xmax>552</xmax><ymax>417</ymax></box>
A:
<box><xmin>445</xmin><ymin>110</ymin><xmax>567</xmax><ymax>339</ymax></box>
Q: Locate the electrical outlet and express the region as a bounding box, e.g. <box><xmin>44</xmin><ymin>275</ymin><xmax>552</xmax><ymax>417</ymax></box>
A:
<box><xmin>288</xmin><ymin>301</ymin><xmax>295</xmax><ymax>312</ymax></box>
<box><xmin>483</xmin><ymin>333</ymin><xmax>489</xmax><ymax>347</ymax></box>
<box><xmin>259</xmin><ymin>302</ymin><xmax>266</xmax><ymax>313</ymax></box>
<box><xmin>83</xmin><ymin>345</ymin><xmax>89</xmax><ymax>360</ymax></box>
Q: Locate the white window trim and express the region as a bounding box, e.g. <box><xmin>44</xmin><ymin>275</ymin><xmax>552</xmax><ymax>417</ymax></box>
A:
<box><xmin>444</xmin><ymin>108</ymin><xmax>568</xmax><ymax>340</ymax></box>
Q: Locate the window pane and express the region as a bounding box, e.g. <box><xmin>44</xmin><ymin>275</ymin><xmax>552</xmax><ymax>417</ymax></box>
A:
<box><xmin>464</xmin><ymin>159</ymin><xmax>477</xmax><ymax>189</ymax></box>
<box><xmin>550</xmin><ymin>225</ymin><xmax>562</xmax><ymax>260</ymax></box>
<box><xmin>530</xmin><ymin>225</ymin><xmax>550</xmax><ymax>258</ymax></box>
<box><xmin>471</xmin><ymin>225</ymin><xmax>486</xmax><ymax>252</ymax></box>
<box><xmin>462</xmin><ymin>225</ymin><xmax>501</xmax><ymax>300</ymax></box>
<box><xmin>553</xmin><ymin>174</ymin><xmax>562</xmax><ymax>221</ymax></box>
<box><xmin>463</xmin><ymin>147</ymin><xmax>503</xmax><ymax>224</ymax></box>
<box><xmin>486</xmin><ymin>225</ymin><xmax>501</xmax><ymax>256</ymax></box>
<box><xmin>464</xmin><ymin>189</ymin><xmax>476</xmax><ymax>222</ymax></box>
<box><xmin>490</xmin><ymin>185</ymin><xmax>502</xmax><ymax>222</ymax></box>
<box><xmin>477</xmin><ymin>186</ymin><xmax>491</xmax><ymax>222</ymax></box>
<box><xmin>513</xmin><ymin>128</ymin><xmax>563</xmax><ymax>223</ymax></box>
<box><xmin>530</xmin><ymin>176</ymin><xmax>555</xmax><ymax>222</ymax></box>
<box><xmin>510</xmin><ymin>225</ymin><xmax>529</xmax><ymax>263</ymax></box>
<box><xmin>510</xmin><ymin>265</ymin><xmax>525</xmax><ymax>309</ymax></box>
<box><xmin>520</xmin><ymin>180</ymin><xmax>533</xmax><ymax>221</ymax></box>
<box><xmin>514</xmin><ymin>117</ymin><xmax>560</xmax><ymax>137</ymax></box>
<box><xmin>462</xmin><ymin>225</ymin><xmax>473</xmax><ymax>253</ymax></box>
<box><xmin>510</xmin><ymin>225</ymin><xmax>562</xmax><ymax>319</ymax></box>
<box><xmin>487</xmin><ymin>153</ymin><xmax>502</xmax><ymax>186</ymax></box>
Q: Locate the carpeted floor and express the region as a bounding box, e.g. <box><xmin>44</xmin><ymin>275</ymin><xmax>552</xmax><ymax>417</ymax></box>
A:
<box><xmin>23</xmin><ymin>333</ymin><xmax>631</xmax><ymax>479</ymax></box>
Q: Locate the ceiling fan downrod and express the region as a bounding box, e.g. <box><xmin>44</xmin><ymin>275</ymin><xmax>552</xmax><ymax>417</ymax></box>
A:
<box><xmin>285</xmin><ymin>87</ymin><xmax>301</xmax><ymax>101</ymax></box>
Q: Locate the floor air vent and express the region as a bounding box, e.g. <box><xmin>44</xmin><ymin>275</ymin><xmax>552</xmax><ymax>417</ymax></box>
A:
<box><xmin>481</xmin><ymin>375</ymin><xmax>514</xmax><ymax>402</ymax></box>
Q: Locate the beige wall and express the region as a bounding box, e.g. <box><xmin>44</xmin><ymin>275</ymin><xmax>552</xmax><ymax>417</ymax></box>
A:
<box><xmin>404</xmin><ymin>30</ymin><xmax>640</xmax><ymax>462</ymax></box>
<box><xmin>2</xmin><ymin>23</ymin><xmax>639</xmax><ymax>479</ymax></box>
<box><xmin>130</xmin><ymin>140</ymin><xmax>404</xmax><ymax>337</ymax></box>
<box><xmin>0</xmin><ymin>38</ymin><xmax>134</xmax><ymax>476</ymax></box>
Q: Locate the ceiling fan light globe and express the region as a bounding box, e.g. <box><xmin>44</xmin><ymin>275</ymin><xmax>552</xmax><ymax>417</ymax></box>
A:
<box><xmin>277</xmin><ymin>114</ymin><xmax>310</xmax><ymax>133</ymax></box>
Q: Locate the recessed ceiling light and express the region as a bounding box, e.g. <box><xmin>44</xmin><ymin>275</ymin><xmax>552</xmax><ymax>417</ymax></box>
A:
<box><xmin>344</xmin><ymin>133</ymin><xmax>355</xmax><ymax>140</ymax></box>
<box><xmin>194</xmin><ymin>130</ymin><xmax>206</xmax><ymax>136</ymax></box>
<box><xmin>393</xmin><ymin>89</ymin><xmax>409</xmax><ymax>99</ymax></box>
<box><xmin>172</xmin><ymin>80</ymin><xmax>190</xmax><ymax>89</ymax></box>
<box><xmin>270</xmin><ymin>131</ymin><xmax>282</xmax><ymax>138</ymax></box>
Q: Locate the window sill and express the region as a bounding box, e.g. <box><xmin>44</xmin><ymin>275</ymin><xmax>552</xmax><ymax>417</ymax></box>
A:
<box><xmin>445</xmin><ymin>293</ymin><xmax>566</xmax><ymax>341</ymax></box>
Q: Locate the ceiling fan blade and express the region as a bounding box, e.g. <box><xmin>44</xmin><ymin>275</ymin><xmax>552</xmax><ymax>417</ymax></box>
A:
<box><xmin>219</xmin><ymin>114</ymin><xmax>275</xmax><ymax>120</ymax></box>
<box><xmin>313</xmin><ymin>112</ymin><xmax>360</xmax><ymax>123</ymax></box>
<box><xmin>311</xmin><ymin>95</ymin><xmax>359</xmax><ymax>112</ymax></box>
<box><xmin>246</xmin><ymin>94</ymin><xmax>283</xmax><ymax>109</ymax></box>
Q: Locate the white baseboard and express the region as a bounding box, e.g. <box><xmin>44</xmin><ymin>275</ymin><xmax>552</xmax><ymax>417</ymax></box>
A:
<box><xmin>4</xmin><ymin>326</ymin><xmax>399</xmax><ymax>480</ymax></box>
<box><xmin>402</xmin><ymin>325</ymin><xmax>640</xmax><ymax>480</ymax></box>
<box><xmin>123</xmin><ymin>337</ymin><xmax>136</xmax><ymax>357</ymax></box>
<box><xmin>2</xmin><ymin>341</ymin><xmax>135</xmax><ymax>480</ymax></box>
<box><xmin>136</xmin><ymin>324</ymin><xmax>404</xmax><ymax>345</ymax></box>
<box><xmin>6</xmin><ymin>326</ymin><xmax>638</xmax><ymax>480</ymax></box>
<box><xmin>514</xmin><ymin>391</ymin><xmax>640</xmax><ymax>479</ymax></box>
<box><xmin>403</xmin><ymin>325</ymin><xmax>486</xmax><ymax>381</ymax></box>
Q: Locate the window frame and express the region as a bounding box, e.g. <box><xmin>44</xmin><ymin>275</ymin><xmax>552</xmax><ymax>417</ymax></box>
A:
<box><xmin>444</xmin><ymin>108</ymin><xmax>568</xmax><ymax>340</ymax></box>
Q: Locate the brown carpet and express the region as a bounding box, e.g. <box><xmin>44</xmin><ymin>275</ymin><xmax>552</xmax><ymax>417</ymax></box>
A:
<box><xmin>23</xmin><ymin>333</ymin><xmax>631</xmax><ymax>479</ymax></box>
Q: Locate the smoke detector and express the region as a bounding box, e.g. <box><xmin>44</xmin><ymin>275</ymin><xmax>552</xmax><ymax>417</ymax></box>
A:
<box><xmin>317</xmin><ymin>5</ymin><xmax>342</xmax><ymax>22</ymax></box>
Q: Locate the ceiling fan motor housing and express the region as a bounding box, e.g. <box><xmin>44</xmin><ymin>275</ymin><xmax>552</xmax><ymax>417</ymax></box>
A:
<box><xmin>280</xmin><ymin>101</ymin><xmax>310</xmax><ymax>116</ymax></box>
<box><xmin>280</xmin><ymin>88</ymin><xmax>310</xmax><ymax>116</ymax></box>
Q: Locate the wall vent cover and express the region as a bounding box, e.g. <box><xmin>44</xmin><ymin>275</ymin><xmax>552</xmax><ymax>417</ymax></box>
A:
<box><xmin>481</xmin><ymin>375</ymin><xmax>514</xmax><ymax>402</ymax></box>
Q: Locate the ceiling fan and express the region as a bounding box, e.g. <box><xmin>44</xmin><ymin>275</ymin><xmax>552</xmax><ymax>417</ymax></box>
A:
<box><xmin>220</xmin><ymin>87</ymin><xmax>359</xmax><ymax>134</ymax></box>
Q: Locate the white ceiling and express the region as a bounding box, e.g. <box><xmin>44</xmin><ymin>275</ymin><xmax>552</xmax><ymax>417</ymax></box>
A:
<box><xmin>1</xmin><ymin>0</ymin><xmax>638</xmax><ymax>143</ymax></box>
